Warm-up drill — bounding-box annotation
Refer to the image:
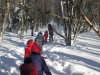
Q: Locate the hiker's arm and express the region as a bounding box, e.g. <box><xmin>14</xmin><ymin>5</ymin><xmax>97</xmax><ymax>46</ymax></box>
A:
<box><xmin>42</xmin><ymin>59</ymin><xmax>52</xmax><ymax>75</ymax></box>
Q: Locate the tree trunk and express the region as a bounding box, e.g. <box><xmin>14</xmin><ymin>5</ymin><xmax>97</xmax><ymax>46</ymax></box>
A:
<box><xmin>31</xmin><ymin>25</ymin><xmax>34</xmax><ymax>36</ymax></box>
<box><xmin>20</xmin><ymin>17</ymin><xmax>24</xmax><ymax>39</ymax></box>
<box><xmin>0</xmin><ymin>1</ymin><xmax>10</xmax><ymax>43</ymax></box>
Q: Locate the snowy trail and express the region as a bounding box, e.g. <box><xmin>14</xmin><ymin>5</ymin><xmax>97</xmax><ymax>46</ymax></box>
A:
<box><xmin>0</xmin><ymin>30</ymin><xmax>100</xmax><ymax>75</ymax></box>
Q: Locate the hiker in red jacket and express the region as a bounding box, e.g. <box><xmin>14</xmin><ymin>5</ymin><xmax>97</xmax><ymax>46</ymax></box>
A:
<box><xmin>24</xmin><ymin>38</ymin><xmax>42</xmax><ymax>58</ymax></box>
<box><xmin>44</xmin><ymin>30</ymin><xmax>48</xmax><ymax>43</ymax></box>
<box><xmin>31</xmin><ymin>41</ymin><xmax>42</xmax><ymax>54</ymax></box>
<box><xmin>19</xmin><ymin>57</ymin><xmax>37</xmax><ymax>75</ymax></box>
<box><xmin>24</xmin><ymin>39</ymin><xmax>33</xmax><ymax>58</ymax></box>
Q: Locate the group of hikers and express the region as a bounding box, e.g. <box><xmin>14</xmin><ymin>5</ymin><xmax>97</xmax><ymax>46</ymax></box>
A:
<box><xmin>19</xmin><ymin>24</ymin><xmax>54</xmax><ymax>75</ymax></box>
<box><xmin>35</xmin><ymin>23</ymin><xmax>54</xmax><ymax>50</ymax></box>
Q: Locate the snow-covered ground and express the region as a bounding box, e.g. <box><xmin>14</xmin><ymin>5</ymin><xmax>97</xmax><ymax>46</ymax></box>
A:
<box><xmin>0</xmin><ymin>29</ymin><xmax>100</xmax><ymax>75</ymax></box>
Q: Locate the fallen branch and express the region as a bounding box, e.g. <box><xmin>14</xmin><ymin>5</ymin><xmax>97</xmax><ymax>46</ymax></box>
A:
<box><xmin>53</xmin><ymin>28</ymin><xmax>66</xmax><ymax>39</ymax></box>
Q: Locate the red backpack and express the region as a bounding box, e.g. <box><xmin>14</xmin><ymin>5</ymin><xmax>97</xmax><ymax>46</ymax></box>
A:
<box><xmin>19</xmin><ymin>63</ymin><xmax>37</xmax><ymax>75</ymax></box>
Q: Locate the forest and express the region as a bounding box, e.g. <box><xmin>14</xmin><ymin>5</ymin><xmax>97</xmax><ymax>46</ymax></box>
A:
<box><xmin>0</xmin><ymin>0</ymin><xmax>100</xmax><ymax>45</ymax></box>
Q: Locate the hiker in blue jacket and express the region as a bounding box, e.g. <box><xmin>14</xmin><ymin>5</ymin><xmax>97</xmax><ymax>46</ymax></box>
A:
<box><xmin>30</xmin><ymin>46</ymin><xmax>52</xmax><ymax>75</ymax></box>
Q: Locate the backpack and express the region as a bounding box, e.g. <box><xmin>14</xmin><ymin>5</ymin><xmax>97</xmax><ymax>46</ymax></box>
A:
<box><xmin>19</xmin><ymin>63</ymin><xmax>37</xmax><ymax>75</ymax></box>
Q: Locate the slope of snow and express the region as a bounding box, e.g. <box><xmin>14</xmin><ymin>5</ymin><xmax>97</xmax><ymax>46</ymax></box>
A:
<box><xmin>0</xmin><ymin>29</ymin><xmax>100</xmax><ymax>75</ymax></box>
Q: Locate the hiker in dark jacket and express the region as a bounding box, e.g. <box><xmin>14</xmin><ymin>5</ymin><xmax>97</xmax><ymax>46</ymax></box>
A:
<box><xmin>48</xmin><ymin>24</ymin><xmax>54</xmax><ymax>42</ymax></box>
<box><xmin>31</xmin><ymin>46</ymin><xmax>52</xmax><ymax>75</ymax></box>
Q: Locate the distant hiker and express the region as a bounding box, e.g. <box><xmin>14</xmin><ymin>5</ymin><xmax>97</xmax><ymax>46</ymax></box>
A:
<box><xmin>19</xmin><ymin>57</ymin><xmax>37</xmax><ymax>75</ymax></box>
<box><xmin>35</xmin><ymin>31</ymin><xmax>44</xmax><ymax>50</ymax></box>
<box><xmin>44</xmin><ymin>30</ymin><xmax>48</xmax><ymax>43</ymax></box>
<box><xmin>24</xmin><ymin>39</ymin><xmax>33</xmax><ymax>58</ymax></box>
<box><xmin>31</xmin><ymin>46</ymin><xmax>52</xmax><ymax>75</ymax></box>
<box><xmin>48</xmin><ymin>24</ymin><xmax>54</xmax><ymax>42</ymax></box>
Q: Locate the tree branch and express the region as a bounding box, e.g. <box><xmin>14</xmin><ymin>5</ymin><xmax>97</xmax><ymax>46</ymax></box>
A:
<box><xmin>80</xmin><ymin>8</ymin><xmax>100</xmax><ymax>37</ymax></box>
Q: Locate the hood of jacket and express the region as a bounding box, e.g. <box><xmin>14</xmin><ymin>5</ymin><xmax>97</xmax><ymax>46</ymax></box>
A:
<box><xmin>27</xmin><ymin>42</ymin><xmax>33</xmax><ymax>47</ymax></box>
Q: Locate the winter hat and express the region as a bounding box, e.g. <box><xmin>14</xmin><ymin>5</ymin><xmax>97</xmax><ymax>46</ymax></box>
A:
<box><xmin>24</xmin><ymin>57</ymin><xmax>32</xmax><ymax>63</ymax></box>
<box><xmin>46</xmin><ymin>30</ymin><xmax>47</xmax><ymax>32</ymax></box>
<box><xmin>27</xmin><ymin>39</ymin><xmax>33</xmax><ymax>44</ymax></box>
